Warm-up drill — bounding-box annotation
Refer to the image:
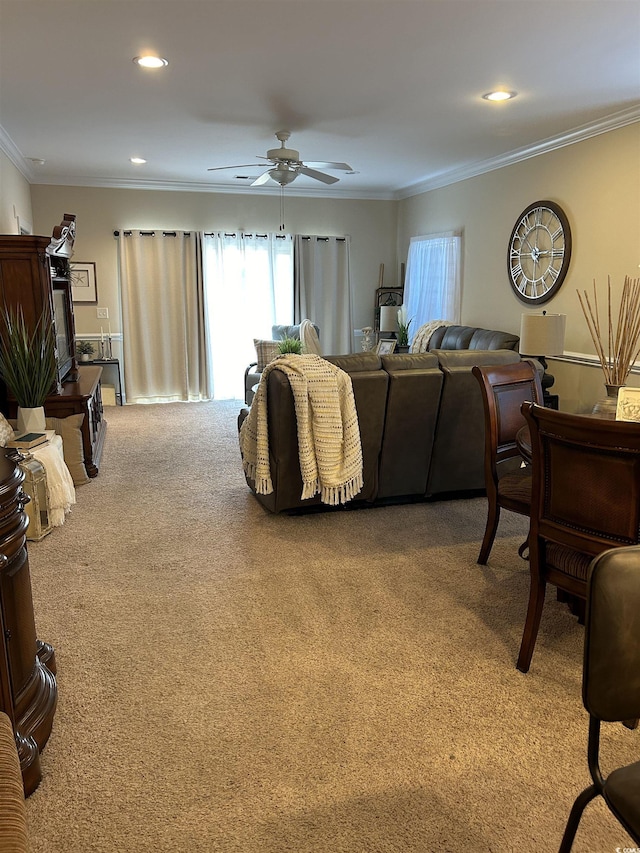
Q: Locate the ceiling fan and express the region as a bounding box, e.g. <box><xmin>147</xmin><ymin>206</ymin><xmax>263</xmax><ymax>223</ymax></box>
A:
<box><xmin>207</xmin><ymin>130</ymin><xmax>353</xmax><ymax>187</ymax></box>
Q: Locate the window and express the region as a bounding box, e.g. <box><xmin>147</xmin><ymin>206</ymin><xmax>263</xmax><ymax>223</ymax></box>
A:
<box><xmin>202</xmin><ymin>232</ymin><xmax>293</xmax><ymax>400</ymax></box>
<box><xmin>403</xmin><ymin>232</ymin><xmax>462</xmax><ymax>340</ymax></box>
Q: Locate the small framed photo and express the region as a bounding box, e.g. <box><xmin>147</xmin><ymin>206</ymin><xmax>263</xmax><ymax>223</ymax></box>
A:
<box><xmin>376</xmin><ymin>338</ymin><xmax>397</xmax><ymax>355</ymax></box>
<box><xmin>616</xmin><ymin>387</ymin><xmax>640</xmax><ymax>422</ymax></box>
<box><xmin>70</xmin><ymin>262</ymin><xmax>98</xmax><ymax>303</ymax></box>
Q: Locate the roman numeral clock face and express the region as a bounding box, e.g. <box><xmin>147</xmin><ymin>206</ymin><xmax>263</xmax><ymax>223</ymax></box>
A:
<box><xmin>508</xmin><ymin>200</ymin><xmax>572</xmax><ymax>304</ymax></box>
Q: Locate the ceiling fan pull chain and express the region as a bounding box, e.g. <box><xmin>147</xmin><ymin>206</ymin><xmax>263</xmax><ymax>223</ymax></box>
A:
<box><xmin>280</xmin><ymin>186</ymin><xmax>285</xmax><ymax>232</ymax></box>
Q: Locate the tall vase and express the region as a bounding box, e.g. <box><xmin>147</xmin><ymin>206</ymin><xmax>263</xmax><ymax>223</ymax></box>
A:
<box><xmin>592</xmin><ymin>384</ymin><xmax>624</xmax><ymax>420</ymax></box>
<box><xmin>16</xmin><ymin>406</ymin><xmax>46</xmax><ymax>435</ymax></box>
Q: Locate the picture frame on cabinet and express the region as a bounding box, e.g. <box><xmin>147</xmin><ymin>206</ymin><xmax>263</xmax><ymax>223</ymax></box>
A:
<box><xmin>70</xmin><ymin>262</ymin><xmax>98</xmax><ymax>303</ymax></box>
<box><xmin>376</xmin><ymin>338</ymin><xmax>397</xmax><ymax>355</ymax></box>
<box><xmin>616</xmin><ymin>387</ymin><xmax>640</xmax><ymax>423</ymax></box>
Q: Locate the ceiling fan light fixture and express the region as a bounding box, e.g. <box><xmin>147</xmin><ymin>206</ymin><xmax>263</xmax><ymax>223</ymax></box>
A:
<box><xmin>133</xmin><ymin>55</ymin><xmax>169</xmax><ymax>69</ymax></box>
<box><xmin>482</xmin><ymin>90</ymin><xmax>517</xmax><ymax>101</ymax></box>
<box><xmin>269</xmin><ymin>167</ymin><xmax>298</xmax><ymax>186</ymax></box>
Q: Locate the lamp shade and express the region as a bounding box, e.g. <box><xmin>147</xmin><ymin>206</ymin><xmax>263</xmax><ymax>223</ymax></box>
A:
<box><xmin>379</xmin><ymin>305</ymin><xmax>398</xmax><ymax>332</ymax></box>
<box><xmin>519</xmin><ymin>312</ymin><xmax>566</xmax><ymax>356</ymax></box>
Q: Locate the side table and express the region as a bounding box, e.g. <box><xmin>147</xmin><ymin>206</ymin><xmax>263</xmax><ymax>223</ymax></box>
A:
<box><xmin>85</xmin><ymin>358</ymin><xmax>123</xmax><ymax>405</ymax></box>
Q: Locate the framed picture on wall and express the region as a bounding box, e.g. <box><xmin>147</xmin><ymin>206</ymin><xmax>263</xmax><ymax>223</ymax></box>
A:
<box><xmin>70</xmin><ymin>262</ymin><xmax>98</xmax><ymax>303</ymax></box>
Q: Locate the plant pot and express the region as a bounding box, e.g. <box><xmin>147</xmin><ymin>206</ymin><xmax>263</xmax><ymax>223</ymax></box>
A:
<box><xmin>80</xmin><ymin>354</ymin><xmax>91</xmax><ymax>362</ymax></box>
<box><xmin>17</xmin><ymin>406</ymin><xmax>46</xmax><ymax>435</ymax></box>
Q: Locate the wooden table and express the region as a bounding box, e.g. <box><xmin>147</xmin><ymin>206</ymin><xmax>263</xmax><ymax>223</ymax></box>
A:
<box><xmin>517</xmin><ymin>412</ymin><xmax>606</xmax><ymax>465</ymax></box>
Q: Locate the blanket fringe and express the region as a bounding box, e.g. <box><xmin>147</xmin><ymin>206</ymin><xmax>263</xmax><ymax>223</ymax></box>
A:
<box><xmin>243</xmin><ymin>461</ymin><xmax>274</xmax><ymax>495</ymax></box>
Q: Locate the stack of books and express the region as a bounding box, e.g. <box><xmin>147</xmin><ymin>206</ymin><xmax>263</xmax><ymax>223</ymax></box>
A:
<box><xmin>7</xmin><ymin>432</ymin><xmax>49</xmax><ymax>450</ymax></box>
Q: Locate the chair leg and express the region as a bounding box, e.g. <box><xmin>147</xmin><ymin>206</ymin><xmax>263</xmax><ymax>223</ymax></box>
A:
<box><xmin>517</xmin><ymin>572</ymin><xmax>547</xmax><ymax>673</ymax></box>
<box><xmin>558</xmin><ymin>784</ymin><xmax>598</xmax><ymax>853</ymax></box>
<box><xmin>478</xmin><ymin>503</ymin><xmax>500</xmax><ymax>565</ymax></box>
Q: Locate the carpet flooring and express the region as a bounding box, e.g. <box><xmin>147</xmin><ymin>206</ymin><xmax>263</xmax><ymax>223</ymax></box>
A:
<box><xmin>23</xmin><ymin>400</ymin><xmax>637</xmax><ymax>852</ymax></box>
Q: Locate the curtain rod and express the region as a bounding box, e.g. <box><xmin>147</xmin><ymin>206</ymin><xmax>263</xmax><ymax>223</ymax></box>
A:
<box><xmin>202</xmin><ymin>232</ymin><xmax>289</xmax><ymax>239</ymax></box>
<box><xmin>113</xmin><ymin>231</ymin><xmax>346</xmax><ymax>241</ymax></box>
<box><xmin>298</xmin><ymin>236</ymin><xmax>347</xmax><ymax>242</ymax></box>
<box><xmin>113</xmin><ymin>230</ymin><xmax>192</xmax><ymax>237</ymax></box>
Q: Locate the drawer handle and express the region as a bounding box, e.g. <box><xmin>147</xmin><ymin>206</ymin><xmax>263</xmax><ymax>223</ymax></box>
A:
<box><xmin>17</xmin><ymin>490</ymin><xmax>31</xmax><ymax>510</ymax></box>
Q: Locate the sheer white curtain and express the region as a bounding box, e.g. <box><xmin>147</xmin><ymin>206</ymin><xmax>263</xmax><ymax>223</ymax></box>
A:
<box><xmin>202</xmin><ymin>232</ymin><xmax>293</xmax><ymax>400</ymax></box>
<box><xmin>118</xmin><ymin>230</ymin><xmax>209</xmax><ymax>404</ymax></box>
<box><xmin>404</xmin><ymin>232</ymin><xmax>462</xmax><ymax>342</ymax></box>
<box><xmin>294</xmin><ymin>235</ymin><xmax>352</xmax><ymax>355</ymax></box>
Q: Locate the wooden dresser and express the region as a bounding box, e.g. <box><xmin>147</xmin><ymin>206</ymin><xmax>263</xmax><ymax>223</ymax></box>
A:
<box><xmin>0</xmin><ymin>450</ymin><xmax>57</xmax><ymax>795</ymax></box>
<box><xmin>0</xmin><ymin>231</ymin><xmax>106</xmax><ymax>477</ymax></box>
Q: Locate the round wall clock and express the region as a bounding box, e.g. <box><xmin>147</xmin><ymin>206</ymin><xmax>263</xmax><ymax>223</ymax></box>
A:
<box><xmin>507</xmin><ymin>200</ymin><xmax>572</xmax><ymax>304</ymax></box>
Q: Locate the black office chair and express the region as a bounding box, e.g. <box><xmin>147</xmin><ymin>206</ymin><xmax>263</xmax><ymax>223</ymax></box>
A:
<box><xmin>559</xmin><ymin>545</ymin><xmax>640</xmax><ymax>851</ymax></box>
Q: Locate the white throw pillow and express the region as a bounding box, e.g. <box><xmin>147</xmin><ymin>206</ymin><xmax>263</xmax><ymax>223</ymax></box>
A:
<box><xmin>0</xmin><ymin>413</ymin><xmax>14</xmax><ymax>446</ymax></box>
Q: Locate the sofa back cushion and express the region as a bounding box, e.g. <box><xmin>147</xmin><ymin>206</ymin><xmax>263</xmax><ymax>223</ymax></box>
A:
<box><xmin>428</xmin><ymin>324</ymin><xmax>519</xmax><ymax>351</ymax></box>
<box><xmin>324</xmin><ymin>352</ymin><xmax>381</xmax><ymax>373</ymax></box>
<box><xmin>378</xmin><ymin>353</ymin><xmax>443</xmax><ymax>499</ymax></box>
<box><xmin>426</xmin><ymin>349</ymin><xmax>521</xmax><ymax>496</ymax></box>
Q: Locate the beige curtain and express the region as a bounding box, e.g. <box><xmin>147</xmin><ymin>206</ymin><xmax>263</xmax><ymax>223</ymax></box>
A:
<box><xmin>294</xmin><ymin>235</ymin><xmax>352</xmax><ymax>355</ymax></box>
<box><xmin>118</xmin><ymin>230</ymin><xmax>210</xmax><ymax>403</ymax></box>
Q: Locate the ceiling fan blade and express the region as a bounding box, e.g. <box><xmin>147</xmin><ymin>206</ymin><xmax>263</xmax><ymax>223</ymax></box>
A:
<box><xmin>298</xmin><ymin>166</ymin><xmax>339</xmax><ymax>185</ymax></box>
<box><xmin>207</xmin><ymin>164</ymin><xmax>263</xmax><ymax>172</ymax></box>
<box><xmin>251</xmin><ymin>171</ymin><xmax>273</xmax><ymax>186</ymax></box>
<box><xmin>305</xmin><ymin>161</ymin><xmax>353</xmax><ymax>171</ymax></box>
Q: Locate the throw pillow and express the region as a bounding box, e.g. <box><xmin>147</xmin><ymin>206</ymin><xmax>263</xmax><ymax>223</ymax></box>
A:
<box><xmin>254</xmin><ymin>339</ymin><xmax>281</xmax><ymax>372</ymax></box>
<box><xmin>45</xmin><ymin>415</ymin><xmax>90</xmax><ymax>486</ymax></box>
<box><xmin>0</xmin><ymin>414</ymin><xmax>14</xmax><ymax>447</ymax></box>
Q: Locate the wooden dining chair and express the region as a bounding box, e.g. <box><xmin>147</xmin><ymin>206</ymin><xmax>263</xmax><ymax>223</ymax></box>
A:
<box><xmin>472</xmin><ymin>361</ymin><xmax>543</xmax><ymax>565</ymax></box>
<box><xmin>559</xmin><ymin>545</ymin><xmax>640</xmax><ymax>851</ymax></box>
<box><xmin>517</xmin><ymin>403</ymin><xmax>640</xmax><ymax>673</ymax></box>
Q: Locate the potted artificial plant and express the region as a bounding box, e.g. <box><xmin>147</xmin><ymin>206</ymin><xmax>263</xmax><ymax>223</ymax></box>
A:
<box><xmin>0</xmin><ymin>305</ymin><xmax>57</xmax><ymax>434</ymax></box>
<box><xmin>277</xmin><ymin>337</ymin><xmax>303</xmax><ymax>355</ymax></box>
<box><xmin>396</xmin><ymin>306</ymin><xmax>412</xmax><ymax>353</ymax></box>
<box><xmin>76</xmin><ymin>340</ymin><xmax>95</xmax><ymax>362</ymax></box>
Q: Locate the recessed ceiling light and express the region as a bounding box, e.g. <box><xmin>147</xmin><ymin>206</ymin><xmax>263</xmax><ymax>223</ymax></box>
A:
<box><xmin>28</xmin><ymin>157</ymin><xmax>46</xmax><ymax>165</ymax></box>
<box><xmin>130</xmin><ymin>157</ymin><xmax>147</xmax><ymax>165</ymax></box>
<box><xmin>482</xmin><ymin>90</ymin><xmax>517</xmax><ymax>101</ymax></box>
<box><xmin>133</xmin><ymin>55</ymin><xmax>168</xmax><ymax>69</ymax></box>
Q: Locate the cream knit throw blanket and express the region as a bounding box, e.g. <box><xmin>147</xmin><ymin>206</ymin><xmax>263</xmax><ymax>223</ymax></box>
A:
<box><xmin>239</xmin><ymin>354</ymin><xmax>363</xmax><ymax>505</ymax></box>
<box><xmin>410</xmin><ymin>319</ymin><xmax>454</xmax><ymax>352</ymax></box>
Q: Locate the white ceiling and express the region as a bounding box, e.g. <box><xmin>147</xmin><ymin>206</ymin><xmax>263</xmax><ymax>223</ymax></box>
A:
<box><xmin>1</xmin><ymin>0</ymin><xmax>639</xmax><ymax>200</ymax></box>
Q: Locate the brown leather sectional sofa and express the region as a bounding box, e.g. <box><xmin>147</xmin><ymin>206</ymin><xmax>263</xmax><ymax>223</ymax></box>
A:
<box><xmin>239</xmin><ymin>325</ymin><xmax>523</xmax><ymax>514</ymax></box>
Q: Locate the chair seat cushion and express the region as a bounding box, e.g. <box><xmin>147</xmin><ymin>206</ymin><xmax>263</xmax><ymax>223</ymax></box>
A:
<box><xmin>497</xmin><ymin>469</ymin><xmax>532</xmax><ymax>510</ymax></box>
<box><xmin>605</xmin><ymin>760</ymin><xmax>640</xmax><ymax>839</ymax></box>
<box><xmin>546</xmin><ymin>543</ymin><xmax>592</xmax><ymax>581</ymax></box>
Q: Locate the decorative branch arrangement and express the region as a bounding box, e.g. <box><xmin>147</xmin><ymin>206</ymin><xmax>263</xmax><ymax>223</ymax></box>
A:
<box><xmin>577</xmin><ymin>276</ymin><xmax>640</xmax><ymax>386</ymax></box>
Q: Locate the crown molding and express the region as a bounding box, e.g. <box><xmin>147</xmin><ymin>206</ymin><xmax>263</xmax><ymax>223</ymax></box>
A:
<box><xmin>0</xmin><ymin>125</ymin><xmax>33</xmax><ymax>181</ymax></box>
<box><xmin>25</xmin><ymin>174</ymin><xmax>394</xmax><ymax>200</ymax></box>
<box><xmin>395</xmin><ymin>105</ymin><xmax>640</xmax><ymax>200</ymax></box>
<box><xmin>2</xmin><ymin>104</ymin><xmax>638</xmax><ymax>201</ymax></box>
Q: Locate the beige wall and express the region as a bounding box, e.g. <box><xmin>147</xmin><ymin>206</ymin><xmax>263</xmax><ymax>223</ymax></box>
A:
<box><xmin>14</xmin><ymin>123</ymin><xmax>640</xmax><ymax>411</ymax></box>
<box><xmin>0</xmin><ymin>150</ymin><xmax>32</xmax><ymax>234</ymax></box>
<box><xmin>30</xmin><ymin>185</ymin><xmax>398</xmax><ymax>346</ymax></box>
<box><xmin>397</xmin><ymin>123</ymin><xmax>640</xmax><ymax>412</ymax></box>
